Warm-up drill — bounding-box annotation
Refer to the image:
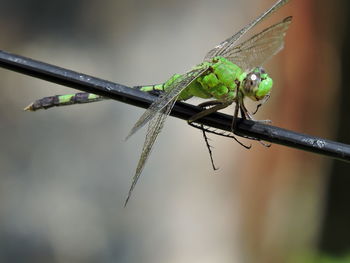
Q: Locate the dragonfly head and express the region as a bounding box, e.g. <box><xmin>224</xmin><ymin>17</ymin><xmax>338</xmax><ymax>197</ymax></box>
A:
<box><xmin>240</xmin><ymin>67</ymin><xmax>273</xmax><ymax>101</ymax></box>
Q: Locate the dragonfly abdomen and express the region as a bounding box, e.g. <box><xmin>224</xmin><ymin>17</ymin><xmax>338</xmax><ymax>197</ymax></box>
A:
<box><xmin>24</xmin><ymin>93</ymin><xmax>104</xmax><ymax>111</ymax></box>
<box><xmin>139</xmin><ymin>74</ymin><xmax>197</xmax><ymax>101</ymax></box>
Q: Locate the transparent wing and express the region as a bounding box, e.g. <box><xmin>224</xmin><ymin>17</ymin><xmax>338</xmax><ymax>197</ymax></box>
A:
<box><xmin>205</xmin><ymin>0</ymin><xmax>289</xmax><ymax>61</ymax></box>
<box><xmin>124</xmin><ymin>99</ymin><xmax>176</xmax><ymax>206</ymax></box>
<box><xmin>126</xmin><ymin>66</ymin><xmax>208</xmax><ymax>139</ymax></box>
<box><xmin>222</xmin><ymin>16</ymin><xmax>292</xmax><ymax>70</ymax></box>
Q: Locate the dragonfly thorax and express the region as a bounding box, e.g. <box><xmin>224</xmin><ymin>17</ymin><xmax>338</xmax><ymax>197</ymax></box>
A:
<box><xmin>240</xmin><ymin>67</ymin><xmax>273</xmax><ymax>101</ymax></box>
<box><xmin>194</xmin><ymin>57</ymin><xmax>243</xmax><ymax>101</ymax></box>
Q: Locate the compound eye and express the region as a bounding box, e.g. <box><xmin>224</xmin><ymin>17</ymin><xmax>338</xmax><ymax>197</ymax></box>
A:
<box><xmin>246</xmin><ymin>73</ymin><xmax>259</xmax><ymax>90</ymax></box>
<box><xmin>250</xmin><ymin>74</ymin><xmax>257</xmax><ymax>85</ymax></box>
<box><xmin>256</xmin><ymin>77</ymin><xmax>273</xmax><ymax>100</ymax></box>
<box><xmin>243</xmin><ymin>67</ymin><xmax>271</xmax><ymax>101</ymax></box>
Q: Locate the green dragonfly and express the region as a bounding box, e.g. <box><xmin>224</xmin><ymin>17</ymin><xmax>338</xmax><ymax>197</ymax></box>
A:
<box><xmin>25</xmin><ymin>0</ymin><xmax>292</xmax><ymax>205</ymax></box>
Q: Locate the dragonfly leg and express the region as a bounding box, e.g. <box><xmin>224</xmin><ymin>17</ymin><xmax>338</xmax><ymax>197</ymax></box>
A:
<box><xmin>240</xmin><ymin>101</ymin><xmax>271</xmax><ymax>147</ymax></box>
<box><xmin>242</xmin><ymin>102</ymin><xmax>272</xmax><ymax>124</ymax></box>
<box><xmin>197</xmin><ymin>100</ymin><xmax>224</xmax><ymax>108</ymax></box>
<box><xmin>190</xmin><ymin>101</ymin><xmax>253</xmax><ymax>158</ymax></box>
<box><xmin>252</xmin><ymin>94</ymin><xmax>270</xmax><ymax>115</ymax></box>
<box><xmin>232</xmin><ymin>86</ymin><xmax>245</xmax><ymax>129</ymax></box>
<box><xmin>258</xmin><ymin>140</ymin><xmax>271</xmax><ymax>147</ymax></box>
<box><xmin>241</xmin><ymin>97</ymin><xmax>272</xmax><ymax>124</ymax></box>
<box><xmin>201</xmin><ymin>127</ymin><xmax>219</xmax><ymax>171</ymax></box>
<box><xmin>231</xmin><ymin>96</ymin><xmax>241</xmax><ymax>131</ymax></box>
<box><xmin>190</xmin><ymin>99</ymin><xmax>252</xmax><ymax>150</ymax></box>
<box><xmin>188</xmin><ymin>101</ymin><xmax>231</xmax><ymax>123</ymax></box>
<box><xmin>240</xmin><ymin>101</ymin><xmax>255</xmax><ymax>120</ymax></box>
<box><xmin>188</xmin><ymin>101</ymin><xmax>229</xmax><ymax>170</ymax></box>
<box><xmin>228</xmin><ymin>98</ymin><xmax>252</xmax><ymax>149</ymax></box>
<box><xmin>188</xmin><ymin>121</ymin><xmax>218</xmax><ymax>170</ymax></box>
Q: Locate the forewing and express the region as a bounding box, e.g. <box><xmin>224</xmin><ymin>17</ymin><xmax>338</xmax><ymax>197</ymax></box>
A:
<box><xmin>222</xmin><ymin>17</ymin><xmax>292</xmax><ymax>70</ymax></box>
<box><xmin>205</xmin><ymin>0</ymin><xmax>289</xmax><ymax>61</ymax></box>
<box><xmin>124</xmin><ymin>99</ymin><xmax>176</xmax><ymax>206</ymax></box>
<box><xmin>126</xmin><ymin>66</ymin><xmax>208</xmax><ymax>139</ymax></box>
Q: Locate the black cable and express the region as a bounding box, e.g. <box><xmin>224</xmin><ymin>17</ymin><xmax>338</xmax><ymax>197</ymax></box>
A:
<box><xmin>0</xmin><ymin>49</ymin><xmax>349</xmax><ymax>163</ymax></box>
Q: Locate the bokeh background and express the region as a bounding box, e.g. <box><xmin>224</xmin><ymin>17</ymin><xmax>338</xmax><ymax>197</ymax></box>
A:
<box><xmin>0</xmin><ymin>0</ymin><xmax>349</xmax><ymax>262</ymax></box>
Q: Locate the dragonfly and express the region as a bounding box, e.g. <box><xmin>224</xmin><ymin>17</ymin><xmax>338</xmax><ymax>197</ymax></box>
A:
<box><xmin>25</xmin><ymin>0</ymin><xmax>292</xmax><ymax>205</ymax></box>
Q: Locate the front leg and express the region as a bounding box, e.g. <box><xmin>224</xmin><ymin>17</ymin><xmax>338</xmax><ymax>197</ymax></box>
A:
<box><xmin>252</xmin><ymin>94</ymin><xmax>270</xmax><ymax>115</ymax></box>
<box><xmin>240</xmin><ymin>101</ymin><xmax>272</xmax><ymax>148</ymax></box>
<box><xmin>240</xmin><ymin>102</ymin><xmax>272</xmax><ymax>126</ymax></box>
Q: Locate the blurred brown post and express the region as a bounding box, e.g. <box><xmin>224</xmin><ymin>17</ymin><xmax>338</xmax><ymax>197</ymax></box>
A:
<box><xmin>237</xmin><ymin>0</ymin><xmax>340</xmax><ymax>261</ymax></box>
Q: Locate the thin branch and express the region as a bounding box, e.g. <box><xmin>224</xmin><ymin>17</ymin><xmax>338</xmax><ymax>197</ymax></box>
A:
<box><xmin>0</xmin><ymin>49</ymin><xmax>349</xmax><ymax>163</ymax></box>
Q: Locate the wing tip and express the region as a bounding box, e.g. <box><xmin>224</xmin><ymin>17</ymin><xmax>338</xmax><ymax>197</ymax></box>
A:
<box><xmin>124</xmin><ymin>194</ymin><xmax>131</xmax><ymax>207</ymax></box>
<box><xmin>284</xmin><ymin>16</ymin><xmax>293</xmax><ymax>23</ymax></box>
<box><xmin>125</xmin><ymin>130</ymin><xmax>134</xmax><ymax>141</ymax></box>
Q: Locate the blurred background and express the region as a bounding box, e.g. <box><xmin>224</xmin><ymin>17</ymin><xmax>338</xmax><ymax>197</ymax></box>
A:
<box><xmin>0</xmin><ymin>0</ymin><xmax>349</xmax><ymax>262</ymax></box>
